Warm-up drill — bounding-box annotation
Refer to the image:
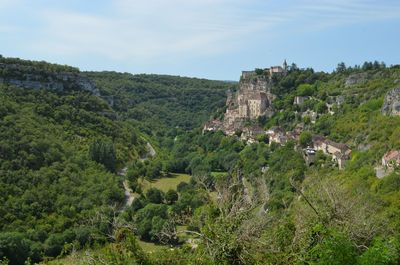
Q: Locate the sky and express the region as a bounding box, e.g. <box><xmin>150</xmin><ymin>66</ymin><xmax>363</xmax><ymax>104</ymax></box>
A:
<box><xmin>1</xmin><ymin>0</ymin><xmax>400</xmax><ymax>80</ymax></box>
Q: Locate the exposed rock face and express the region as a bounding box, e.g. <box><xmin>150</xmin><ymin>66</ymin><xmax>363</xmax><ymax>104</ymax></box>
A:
<box><xmin>222</xmin><ymin>72</ymin><xmax>275</xmax><ymax>134</ymax></box>
<box><xmin>345</xmin><ymin>73</ymin><xmax>367</xmax><ymax>87</ymax></box>
<box><xmin>0</xmin><ymin>63</ymin><xmax>100</xmax><ymax>96</ymax></box>
<box><xmin>204</xmin><ymin>63</ymin><xmax>287</xmax><ymax>136</ymax></box>
<box><xmin>382</xmin><ymin>87</ymin><xmax>400</xmax><ymax>116</ymax></box>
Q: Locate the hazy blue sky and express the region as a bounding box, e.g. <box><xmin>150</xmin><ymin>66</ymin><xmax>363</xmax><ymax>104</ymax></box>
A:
<box><xmin>1</xmin><ymin>0</ymin><xmax>400</xmax><ymax>80</ymax></box>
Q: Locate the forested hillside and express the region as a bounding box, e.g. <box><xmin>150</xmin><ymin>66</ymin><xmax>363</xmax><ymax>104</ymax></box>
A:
<box><xmin>84</xmin><ymin>71</ymin><xmax>232</xmax><ymax>136</ymax></box>
<box><xmin>0</xmin><ymin>82</ymin><xmax>149</xmax><ymax>264</ymax></box>
<box><xmin>0</xmin><ymin>57</ymin><xmax>234</xmax><ymax>265</ymax></box>
<box><xmin>2</xmin><ymin>57</ymin><xmax>400</xmax><ymax>265</ymax></box>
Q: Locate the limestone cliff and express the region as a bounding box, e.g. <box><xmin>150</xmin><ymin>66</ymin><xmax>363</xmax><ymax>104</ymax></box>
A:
<box><xmin>222</xmin><ymin>72</ymin><xmax>275</xmax><ymax>134</ymax></box>
<box><xmin>0</xmin><ymin>62</ymin><xmax>100</xmax><ymax>96</ymax></box>
<box><xmin>203</xmin><ymin>62</ymin><xmax>288</xmax><ymax>135</ymax></box>
<box><xmin>382</xmin><ymin>87</ymin><xmax>400</xmax><ymax>116</ymax></box>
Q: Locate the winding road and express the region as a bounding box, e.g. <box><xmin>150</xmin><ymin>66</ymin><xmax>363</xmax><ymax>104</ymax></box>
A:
<box><xmin>120</xmin><ymin>141</ymin><xmax>156</xmax><ymax>208</ymax></box>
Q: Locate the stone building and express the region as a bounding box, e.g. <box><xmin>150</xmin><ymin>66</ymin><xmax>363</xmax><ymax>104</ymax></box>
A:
<box><xmin>222</xmin><ymin>71</ymin><xmax>275</xmax><ymax>133</ymax></box>
<box><xmin>266</xmin><ymin>127</ymin><xmax>287</xmax><ymax>145</ymax></box>
<box><xmin>312</xmin><ymin>135</ymin><xmax>351</xmax><ymax>170</ymax></box>
<box><xmin>204</xmin><ymin>62</ymin><xmax>287</xmax><ymax>136</ymax></box>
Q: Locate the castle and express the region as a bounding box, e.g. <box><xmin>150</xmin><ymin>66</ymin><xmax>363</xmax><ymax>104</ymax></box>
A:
<box><xmin>204</xmin><ymin>61</ymin><xmax>287</xmax><ymax>135</ymax></box>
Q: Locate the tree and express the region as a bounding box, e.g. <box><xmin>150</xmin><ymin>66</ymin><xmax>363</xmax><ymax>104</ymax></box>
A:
<box><xmin>255</xmin><ymin>68</ymin><xmax>264</xmax><ymax>75</ymax></box>
<box><xmin>177</xmin><ymin>182</ymin><xmax>189</xmax><ymax>193</ymax></box>
<box><xmin>357</xmin><ymin>237</ymin><xmax>399</xmax><ymax>265</ymax></box>
<box><xmin>308</xmin><ymin>227</ymin><xmax>357</xmax><ymax>265</ymax></box>
<box><xmin>145</xmin><ymin>160</ymin><xmax>162</xmax><ymax>180</ymax></box>
<box><xmin>146</xmin><ymin>188</ymin><xmax>164</xmax><ymax>204</ymax></box>
<box><xmin>299</xmin><ymin>131</ymin><xmax>313</xmax><ymax>147</ymax></box>
<box><xmin>135</xmin><ymin>204</ymin><xmax>168</xmax><ymax>241</ymax></box>
<box><xmin>297</xmin><ymin>84</ymin><xmax>315</xmax><ymax>96</ymax></box>
<box><xmin>336</xmin><ymin>62</ymin><xmax>347</xmax><ymax>73</ymax></box>
<box><xmin>0</xmin><ymin>232</ymin><xmax>33</xmax><ymax>265</ymax></box>
<box><xmin>315</xmin><ymin>101</ymin><xmax>327</xmax><ymax>114</ymax></box>
<box><xmin>89</xmin><ymin>139</ymin><xmax>116</xmax><ymax>172</ymax></box>
<box><xmin>165</xmin><ymin>189</ymin><xmax>179</xmax><ymax>205</ymax></box>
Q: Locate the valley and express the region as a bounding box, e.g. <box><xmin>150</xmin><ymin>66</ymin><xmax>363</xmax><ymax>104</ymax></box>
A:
<box><xmin>0</xmin><ymin>56</ymin><xmax>400</xmax><ymax>265</ymax></box>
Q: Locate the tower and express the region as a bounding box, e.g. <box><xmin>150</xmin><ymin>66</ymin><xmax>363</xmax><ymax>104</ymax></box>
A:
<box><xmin>283</xmin><ymin>59</ymin><xmax>288</xmax><ymax>71</ymax></box>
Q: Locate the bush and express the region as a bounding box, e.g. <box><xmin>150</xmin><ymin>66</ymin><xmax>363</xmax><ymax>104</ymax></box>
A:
<box><xmin>358</xmin><ymin>237</ymin><xmax>399</xmax><ymax>265</ymax></box>
<box><xmin>135</xmin><ymin>204</ymin><xmax>168</xmax><ymax>241</ymax></box>
<box><xmin>297</xmin><ymin>84</ymin><xmax>315</xmax><ymax>96</ymax></box>
<box><xmin>146</xmin><ymin>188</ymin><xmax>164</xmax><ymax>204</ymax></box>
<box><xmin>165</xmin><ymin>190</ymin><xmax>179</xmax><ymax>205</ymax></box>
<box><xmin>308</xmin><ymin>228</ymin><xmax>356</xmax><ymax>265</ymax></box>
<box><xmin>177</xmin><ymin>182</ymin><xmax>189</xmax><ymax>193</ymax></box>
<box><xmin>299</xmin><ymin>131</ymin><xmax>313</xmax><ymax>147</ymax></box>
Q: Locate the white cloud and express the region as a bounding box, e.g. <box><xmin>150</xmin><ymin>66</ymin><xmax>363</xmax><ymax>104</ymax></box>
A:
<box><xmin>5</xmin><ymin>0</ymin><xmax>400</xmax><ymax>66</ymax></box>
<box><xmin>28</xmin><ymin>1</ymin><xmax>281</xmax><ymax>62</ymax></box>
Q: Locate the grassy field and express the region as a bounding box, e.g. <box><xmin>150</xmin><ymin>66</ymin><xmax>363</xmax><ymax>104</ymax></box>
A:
<box><xmin>43</xmin><ymin>238</ymin><xmax>168</xmax><ymax>264</ymax></box>
<box><xmin>137</xmin><ymin>239</ymin><xmax>169</xmax><ymax>253</ymax></box>
<box><xmin>139</xmin><ymin>173</ymin><xmax>191</xmax><ymax>192</ymax></box>
<box><xmin>211</xmin><ymin>171</ymin><xmax>228</xmax><ymax>178</ymax></box>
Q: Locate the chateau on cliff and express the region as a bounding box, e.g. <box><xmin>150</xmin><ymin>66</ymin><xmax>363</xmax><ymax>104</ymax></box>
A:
<box><xmin>204</xmin><ymin>61</ymin><xmax>287</xmax><ymax>135</ymax></box>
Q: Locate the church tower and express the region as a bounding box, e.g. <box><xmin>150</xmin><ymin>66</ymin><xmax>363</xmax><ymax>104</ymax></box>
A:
<box><xmin>283</xmin><ymin>59</ymin><xmax>288</xmax><ymax>71</ymax></box>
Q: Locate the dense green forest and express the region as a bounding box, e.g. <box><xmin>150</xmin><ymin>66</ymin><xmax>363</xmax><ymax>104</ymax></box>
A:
<box><xmin>0</xmin><ymin>57</ymin><xmax>231</xmax><ymax>264</ymax></box>
<box><xmin>1</xmin><ymin>57</ymin><xmax>400</xmax><ymax>264</ymax></box>
<box><xmin>0</xmin><ymin>83</ymin><xmax>147</xmax><ymax>264</ymax></box>
<box><xmin>84</xmin><ymin>71</ymin><xmax>231</xmax><ymax>136</ymax></box>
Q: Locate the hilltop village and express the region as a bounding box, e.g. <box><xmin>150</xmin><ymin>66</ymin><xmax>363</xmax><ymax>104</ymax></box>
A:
<box><xmin>204</xmin><ymin>62</ymin><xmax>400</xmax><ymax>171</ymax></box>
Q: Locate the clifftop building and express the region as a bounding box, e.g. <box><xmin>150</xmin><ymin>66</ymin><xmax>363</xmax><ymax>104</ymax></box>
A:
<box><xmin>203</xmin><ymin>61</ymin><xmax>287</xmax><ymax>135</ymax></box>
<box><xmin>223</xmin><ymin>75</ymin><xmax>274</xmax><ymax>134</ymax></box>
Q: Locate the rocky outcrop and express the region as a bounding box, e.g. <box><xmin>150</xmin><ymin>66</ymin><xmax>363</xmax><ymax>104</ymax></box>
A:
<box><xmin>0</xmin><ymin>63</ymin><xmax>100</xmax><ymax>96</ymax></box>
<box><xmin>221</xmin><ymin>73</ymin><xmax>276</xmax><ymax>134</ymax></box>
<box><xmin>382</xmin><ymin>87</ymin><xmax>400</xmax><ymax>116</ymax></box>
<box><xmin>204</xmin><ymin>63</ymin><xmax>287</xmax><ymax>135</ymax></box>
<box><xmin>345</xmin><ymin>73</ymin><xmax>367</xmax><ymax>87</ymax></box>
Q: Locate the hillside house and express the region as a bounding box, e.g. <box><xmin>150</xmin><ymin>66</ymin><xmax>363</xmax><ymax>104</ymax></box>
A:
<box><xmin>266</xmin><ymin>127</ymin><xmax>288</xmax><ymax>145</ymax></box>
<box><xmin>312</xmin><ymin>135</ymin><xmax>351</xmax><ymax>170</ymax></box>
<box><xmin>382</xmin><ymin>150</ymin><xmax>400</xmax><ymax>168</ymax></box>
